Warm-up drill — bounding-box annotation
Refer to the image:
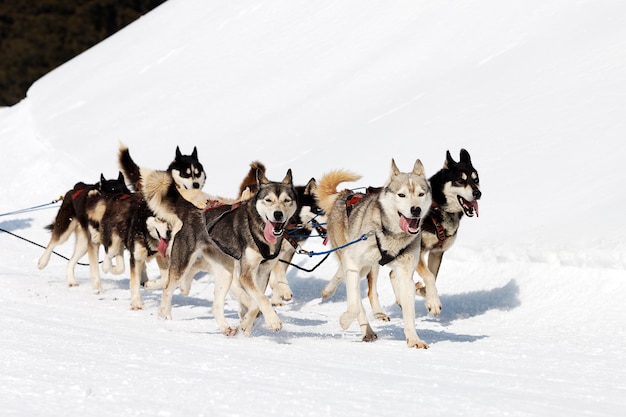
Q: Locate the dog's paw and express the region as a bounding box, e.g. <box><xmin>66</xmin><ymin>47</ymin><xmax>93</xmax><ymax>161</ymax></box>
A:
<box><xmin>415</xmin><ymin>282</ymin><xmax>426</xmax><ymax>297</ymax></box>
<box><xmin>157</xmin><ymin>308</ymin><xmax>172</xmax><ymax>320</ymax></box>
<box><xmin>222</xmin><ymin>327</ymin><xmax>238</xmax><ymax>337</ymax></box>
<box><xmin>374</xmin><ymin>312</ymin><xmax>390</xmax><ymax>322</ymax></box>
<box><xmin>339</xmin><ymin>311</ymin><xmax>357</xmax><ymax>330</ymax></box>
<box><xmin>362</xmin><ymin>332</ymin><xmax>378</xmax><ymax>342</ymax></box>
<box><xmin>68</xmin><ymin>281</ymin><xmax>79</xmax><ymax>288</ymax></box>
<box><xmin>321</xmin><ymin>284</ymin><xmax>337</xmax><ymax>300</ymax></box>
<box><xmin>130</xmin><ymin>300</ymin><xmax>144</xmax><ymax>310</ymax></box>
<box><xmin>407</xmin><ymin>337</ymin><xmax>429</xmax><ymax>349</ymax></box>
<box><xmin>425</xmin><ymin>295</ymin><xmax>442</xmax><ymax>317</ymax></box>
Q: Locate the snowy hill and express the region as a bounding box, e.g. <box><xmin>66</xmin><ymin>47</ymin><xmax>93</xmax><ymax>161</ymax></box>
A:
<box><xmin>1</xmin><ymin>1</ymin><xmax>625</xmax><ymax>416</ymax></box>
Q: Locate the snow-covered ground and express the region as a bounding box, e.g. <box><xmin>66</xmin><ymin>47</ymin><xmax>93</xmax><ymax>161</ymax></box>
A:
<box><xmin>1</xmin><ymin>1</ymin><xmax>625</xmax><ymax>415</ymax></box>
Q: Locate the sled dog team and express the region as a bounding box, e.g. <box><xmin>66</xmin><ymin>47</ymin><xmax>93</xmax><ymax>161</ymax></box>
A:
<box><xmin>38</xmin><ymin>144</ymin><xmax>481</xmax><ymax>349</ymax></box>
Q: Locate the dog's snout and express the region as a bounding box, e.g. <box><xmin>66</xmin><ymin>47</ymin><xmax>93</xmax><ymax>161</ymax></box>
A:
<box><xmin>273</xmin><ymin>211</ymin><xmax>284</xmax><ymax>222</ymax></box>
<box><xmin>410</xmin><ymin>206</ymin><xmax>421</xmax><ymax>217</ymax></box>
<box><xmin>473</xmin><ymin>189</ymin><xmax>482</xmax><ymax>200</ymax></box>
<box><xmin>193</xmin><ymin>182</ymin><xmax>200</xmax><ymax>189</ymax></box>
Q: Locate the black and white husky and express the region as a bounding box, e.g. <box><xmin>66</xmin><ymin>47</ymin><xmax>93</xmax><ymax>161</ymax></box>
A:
<box><xmin>141</xmin><ymin>166</ymin><xmax>297</xmax><ymax>336</ymax></box>
<box><xmin>118</xmin><ymin>143</ymin><xmax>206</xmax><ymax>191</ymax></box>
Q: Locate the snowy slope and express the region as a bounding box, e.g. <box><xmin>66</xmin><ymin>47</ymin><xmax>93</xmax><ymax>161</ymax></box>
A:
<box><xmin>1</xmin><ymin>1</ymin><xmax>625</xmax><ymax>416</ymax></box>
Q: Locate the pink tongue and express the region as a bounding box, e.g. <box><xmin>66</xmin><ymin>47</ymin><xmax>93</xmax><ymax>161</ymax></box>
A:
<box><xmin>264</xmin><ymin>221</ymin><xmax>277</xmax><ymax>244</ymax></box>
<box><xmin>158</xmin><ymin>238</ymin><xmax>168</xmax><ymax>257</ymax></box>
<box><xmin>471</xmin><ymin>200</ymin><xmax>479</xmax><ymax>217</ymax></box>
<box><xmin>399</xmin><ymin>215</ymin><xmax>418</xmax><ymax>234</ymax></box>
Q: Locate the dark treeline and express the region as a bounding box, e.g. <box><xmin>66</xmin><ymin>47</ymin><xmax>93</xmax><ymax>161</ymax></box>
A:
<box><xmin>0</xmin><ymin>0</ymin><xmax>167</xmax><ymax>106</ymax></box>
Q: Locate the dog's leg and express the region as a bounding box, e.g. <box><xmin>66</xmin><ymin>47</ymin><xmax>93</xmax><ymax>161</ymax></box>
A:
<box><xmin>427</xmin><ymin>251</ymin><xmax>444</xmax><ymax>280</ymax></box>
<box><xmin>269</xmin><ymin>244</ymin><xmax>294</xmax><ymax>306</ymax></box>
<box><xmin>211</xmin><ymin>260</ymin><xmax>238</xmax><ymax>336</ymax></box>
<box><xmin>66</xmin><ymin>229</ymin><xmax>88</xmax><ymax>287</ymax></box>
<box><xmin>339</xmin><ymin>265</ymin><xmax>360</xmax><ymax>330</ymax></box>
<box><xmin>143</xmin><ymin>255</ymin><xmax>168</xmax><ymax>290</ymax></box>
<box><xmin>417</xmin><ymin>251</ymin><xmax>442</xmax><ymax>316</ymax></box>
<box><xmin>38</xmin><ymin>220</ymin><xmax>78</xmax><ymax>270</ymax></box>
<box><xmin>87</xmin><ymin>240</ymin><xmax>102</xmax><ymax>293</ymax></box>
<box><xmin>129</xmin><ymin>254</ymin><xmax>144</xmax><ymax>310</ymax></box>
<box><xmin>321</xmin><ymin>268</ymin><xmax>342</xmax><ymax>299</ymax></box>
<box><xmin>391</xmin><ymin>261</ymin><xmax>429</xmax><ymax>349</ymax></box>
<box><xmin>239</xmin><ymin>259</ymin><xmax>282</xmax><ymax>334</ymax></box>
<box><xmin>357</xmin><ymin>296</ymin><xmax>377</xmax><ymax>342</ymax></box>
<box><xmin>366</xmin><ymin>265</ymin><xmax>390</xmax><ymax>321</ymax></box>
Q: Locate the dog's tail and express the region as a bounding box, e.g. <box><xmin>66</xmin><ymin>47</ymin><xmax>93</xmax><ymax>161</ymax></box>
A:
<box><xmin>118</xmin><ymin>143</ymin><xmax>142</xmax><ymax>191</ymax></box>
<box><xmin>238</xmin><ymin>160</ymin><xmax>266</xmax><ymax>198</ymax></box>
<box><xmin>140</xmin><ymin>168</ymin><xmax>179</xmax><ymax>220</ymax></box>
<box><xmin>315</xmin><ymin>170</ymin><xmax>362</xmax><ymax>214</ymax></box>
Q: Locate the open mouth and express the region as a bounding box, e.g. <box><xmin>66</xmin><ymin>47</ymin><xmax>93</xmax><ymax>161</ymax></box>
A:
<box><xmin>398</xmin><ymin>212</ymin><xmax>420</xmax><ymax>235</ymax></box>
<box><xmin>264</xmin><ymin>219</ymin><xmax>286</xmax><ymax>244</ymax></box>
<box><xmin>157</xmin><ymin>237</ymin><xmax>169</xmax><ymax>258</ymax></box>
<box><xmin>458</xmin><ymin>196</ymin><xmax>479</xmax><ymax>217</ymax></box>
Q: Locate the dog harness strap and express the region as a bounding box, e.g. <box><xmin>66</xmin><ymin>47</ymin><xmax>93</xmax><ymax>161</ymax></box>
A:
<box><xmin>375</xmin><ymin>233</ymin><xmax>408</xmax><ymax>266</ymax></box>
<box><xmin>345</xmin><ymin>194</ymin><xmax>364</xmax><ymax>217</ymax></box>
<box><xmin>430</xmin><ymin>211</ymin><xmax>447</xmax><ymax>243</ymax></box>
<box><xmin>72</xmin><ymin>188</ymin><xmax>85</xmax><ymax>200</ymax></box>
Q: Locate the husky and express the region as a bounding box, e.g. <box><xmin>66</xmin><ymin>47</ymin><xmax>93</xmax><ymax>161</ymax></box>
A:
<box><xmin>37</xmin><ymin>173</ymin><xmax>131</xmax><ymax>292</ymax></box>
<box><xmin>315</xmin><ymin>159</ymin><xmax>437</xmax><ymax>348</ymax></box>
<box><xmin>238</xmin><ymin>161</ymin><xmax>326</xmax><ymax>306</ymax></box>
<box><xmin>96</xmin><ymin>192</ymin><xmax>171</xmax><ymax>310</ymax></box>
<box><xmin>118</xmin><ymin>143</ymin><xmax>206</xmax><ymax>191</ymax></box>
<box><xmin>141</xmin><ymin>166</ymin><xmax>297</xmax><ymax>336</ymax></box>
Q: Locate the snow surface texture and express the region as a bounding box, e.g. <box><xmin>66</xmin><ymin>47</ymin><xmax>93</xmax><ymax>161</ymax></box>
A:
<box><xmin>1</xmin><ymin>0</ymin><xmax>625</xmax><ymax>416</ymax></box>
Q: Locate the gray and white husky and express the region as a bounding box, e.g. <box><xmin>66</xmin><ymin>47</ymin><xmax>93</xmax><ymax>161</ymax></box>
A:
<box><xmin>141</xmin><ymin>166</ymin><xmax>297</xmax><ymax>336</ymax></box>
<box><xmin>315</xmin><ymin>159</ymin><xmax>438</xmax><ymax>349</ymax></box>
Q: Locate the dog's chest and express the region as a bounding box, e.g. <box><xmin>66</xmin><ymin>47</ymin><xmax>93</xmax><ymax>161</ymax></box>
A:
<box><xmin>423</xmin><ymin>210</ymin><xmax>461</xmax><ymax>251</ymax></box>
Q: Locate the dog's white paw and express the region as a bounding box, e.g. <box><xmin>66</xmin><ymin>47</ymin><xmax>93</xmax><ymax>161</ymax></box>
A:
<box><xmin>374</xmin><ymin>312</ymin><xmax>390</xmax><ymax>322</ymax></box>
<box><xmin>339</xmin><ymin>311</ymin><xmax>357</xmax><ymax>330</ymax></box>
<box><xmin>157</xmin><ymin>307</ymin><xmax>172</xmax><ymax>320</ymax></box>
<box><xmin>222</xmin><ymin>327</ymin><xmax>238</xmax><ymax>337</ymax></box>
<box><xmin>321</xmin><ymin>283</ymin><xmax>337</xmax><ymax>300</ymax></box>
<box><xmin>415</xmin><ymin>281</ymin><xmax>426</xmax><ymax>297</ymax></box>
<box><xmin>407</xmin><ymin>337</ymin><xmax>429</xmax><ymax>349</ymax></box>
<box><xmin>130</xmin><ymin>299</ymin><xmax>144</xmax><ymax>310</ymax></box>
<box><xmin>425</xmin><ymin>295</ymin><xmax>442</xmax><ymax>317</ymax></box>
<box><xmin>37</xmin><ymin>256</ymin><xmax>49</xmax><ymax>270</ymax></box>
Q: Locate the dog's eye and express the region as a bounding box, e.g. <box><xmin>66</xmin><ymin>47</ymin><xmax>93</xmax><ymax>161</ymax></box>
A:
<box><xmin>453</xmin><ymin>179</ymin><xmax>465</xmax><ymax>186</ymax></box>
<box><xmin>419</xmin><ymin>192</ymin><xmax>425</xmax><ymax>197</ymax></box>
<box><xmin>397</xmin><ymin>193</ymin><xmax>406</xmax><ymax>198</ymax></box>
<box><xmin>264</xmin><ymin>198</ymin><xmax>273</xmax><ymax>203</ymax></box>
<box><xmin>284</xmin><ymin>198</ymin><xmax>292</xmax><ymax>204</ymax></box>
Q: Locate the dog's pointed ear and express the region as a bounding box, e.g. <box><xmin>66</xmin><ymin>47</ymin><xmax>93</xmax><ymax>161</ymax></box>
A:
<box><xmin>412</xmin><ymin>159</ymin><xmax>425</xmax><ymax>176</ymax></box>
<box><xmin>100</xmin><ymin>173</ymin><xmax>106</xmax><ymax>184</ymax></box>
<box><xmin>282</xmin><ymin>169</ymin><xmax>293</xmax><ymax>185</ymax></box>
<box><xmin>459</xmin><ymin>148</ymin><xmax>472</xmax><ymax>164</ymax></box>
<box><xmin>256</xmin><ymin>167</ymin><xmax>270</xmax><ymax>186</ymax></box>
<box><xmin>444</xmin><ymin>150</ymin><xmax>456</xmax><ymax>169</ymax></box>
<box><xmin>391</xmin><ymin>159</ymin><xmax>400</xmax><ymax>176</ymax></box>
<box><xmin>192</xmin><ymin>146</ymin><xmax>198</xmax><ymax>160</ymax></box>
<box><xmin>175</xmin><ymin>146</ymin><xmax>182</xmax><ymax>160</ymax></box>
<box><xmin>117</xmin><ymin>171</ymin><xmax>125</xmax><ymax>183</ymax></box>
<box><xmin>304</xmin><ymin>178</ymin><xmax>317</xmax><ymax>194</ymax></box>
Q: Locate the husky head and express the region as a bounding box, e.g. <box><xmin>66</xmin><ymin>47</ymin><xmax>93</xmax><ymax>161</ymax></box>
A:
<box><xmin>146</xmin><ymin>216</ymin><xmax>171</xmax><ymax>257</ymax></box>
<box><xmin>169</xmin><ymin>146</ymin><xmax>206</xmax><ymax>190</ymax></box>
<box><xmin>294</xmin><ymin>178</ymin><xmax>326</xmax><ymax>230</ymax></box>
<box><xmin>254</xmin><ymin>168</ymin><xmax>298</xmax><ymax>244</ymax></box>
<box><xmin>381</xmin><ymin>159</ymin><xmax>432</xmax><ymax>235</ymax></box>
<box><xmin>438</xmin><ymin>149</ymin><xmax>481</xmax><ymax>217</ymax></box>
<box><xmin>98</xmin><ymin>172</ymin><xmax>131</xmax><ymax>195</ymax></box>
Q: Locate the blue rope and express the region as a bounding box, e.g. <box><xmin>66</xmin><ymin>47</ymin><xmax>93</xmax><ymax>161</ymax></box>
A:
<box><xmin>302</xmin><ymin>233</ymin><xmax>369</xmax><ymax>257</ymax></box>
<box><xmin>0</xmin><ymin>197</ymin><xmax>63</xmax><ymax>217</ymax></box>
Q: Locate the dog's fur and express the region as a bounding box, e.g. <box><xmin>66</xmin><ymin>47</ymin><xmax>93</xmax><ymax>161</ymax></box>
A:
<box><xmin>38</xmin><ymin>173</ymin><xmax>131</xmax><ymax>292</ymax></box>
<box><xmin>96</xmin><ymin>192</ymin><xmax>172</xmax><ymax>309</ymax></box>
<box><xmin>324</xmin><ymin>150</ymin><xmax>481</xmax><ymax>323</ymax></box>
<box><xmin>238</xmin><ymin>161</ymin><xmax>325</xmax><ymax>306</ymax></box>
<box><xmin>118</xmin><ymin>143</ymin><xmax>206</xmax><ymax>191</ymax></box>
<box><xmin>315</xmin><ymin>159</ymin><xmax>437</xmax><ymax>348</ymax></box>
<box><xmin>141</xmin><ymin>166</ymin><xmax>297</xmax><ymax>336</ymax></box>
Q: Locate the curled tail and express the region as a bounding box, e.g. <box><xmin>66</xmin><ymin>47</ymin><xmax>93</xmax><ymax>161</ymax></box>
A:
<box><xmin>238</xmin><ymin>160</ymin><xmax>266</xmax><ymax>198</ymax></box>
<box><xmin>118</xmin><ymin>143</ymin><xmax>141</xmax><ymax>191</ymax></box>
<box><xmin>315</xmin><ymin>170</ymin><xmax>362</xmax><ymax>214</ymax></box>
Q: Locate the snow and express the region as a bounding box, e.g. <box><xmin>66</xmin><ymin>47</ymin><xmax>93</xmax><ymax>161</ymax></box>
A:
<box><xmin>1</xmin><ymin>0</ymin><xmax>625</xmax><ymax>415</ymax></box>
